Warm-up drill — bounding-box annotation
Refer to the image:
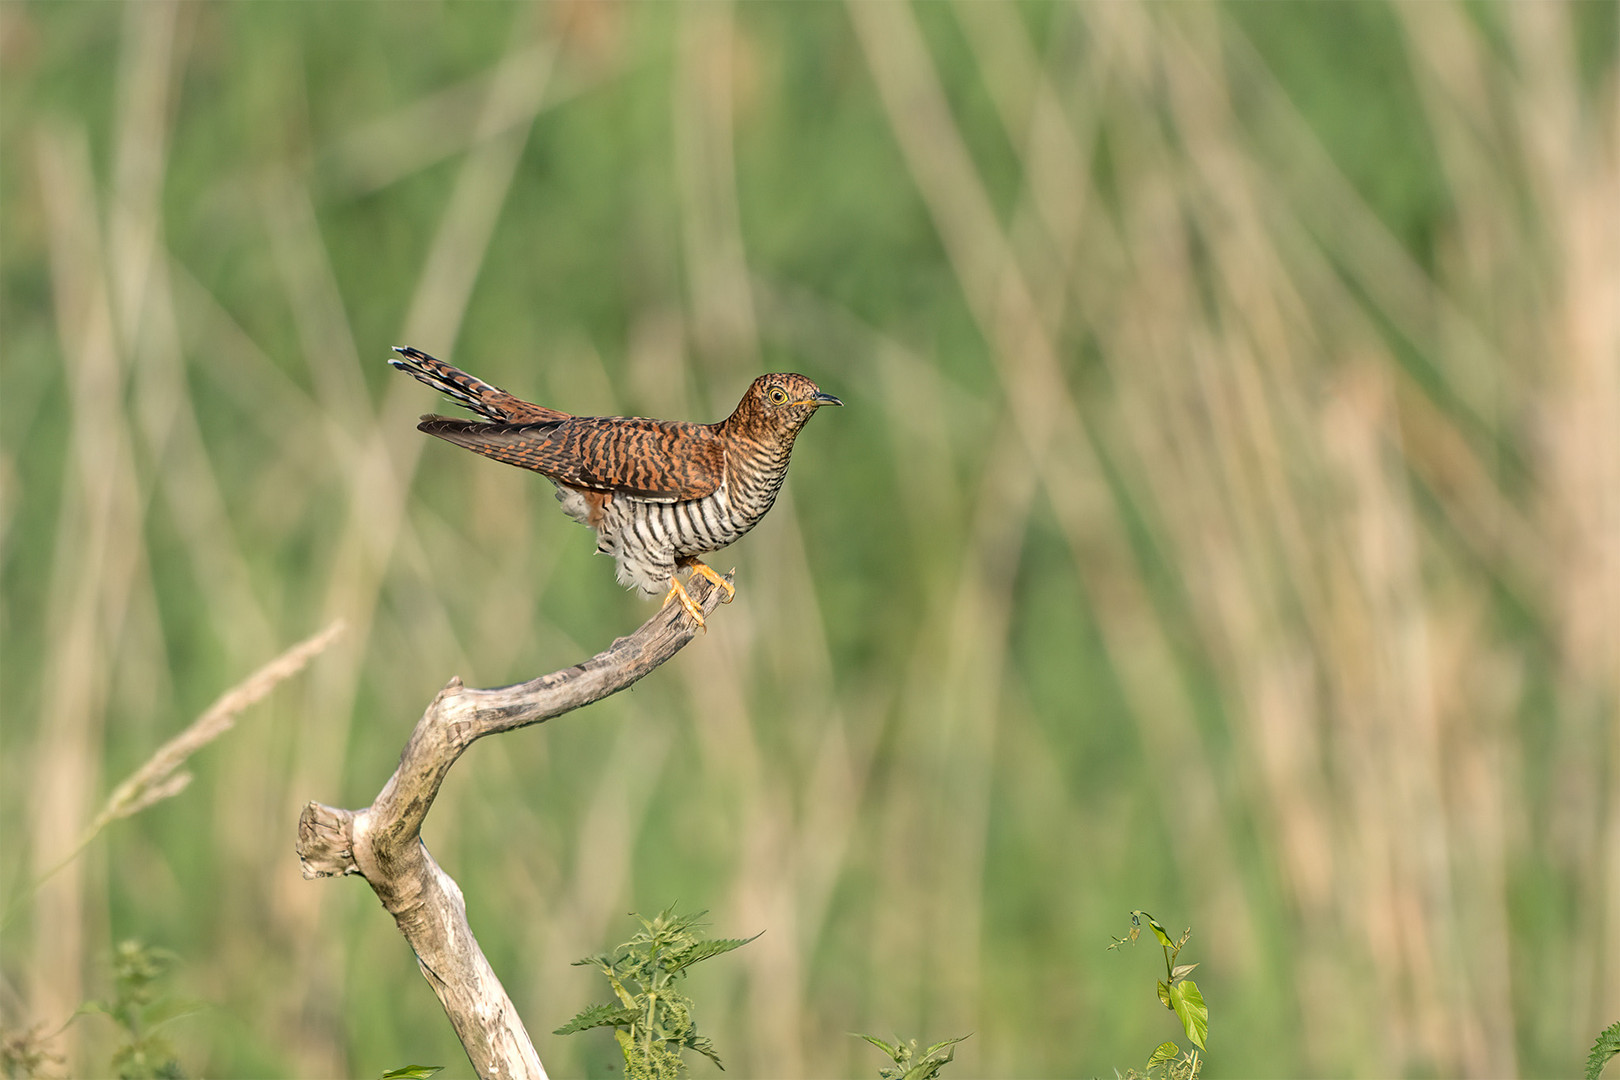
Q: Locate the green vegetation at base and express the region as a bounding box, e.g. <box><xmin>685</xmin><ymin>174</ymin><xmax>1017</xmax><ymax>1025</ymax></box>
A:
<box><xmin>555</xmin><ymin>908</ymin><xmax>758</xmax><ymax>1079</ymax></box>
<box><xmin>854</xmin><ymin>1033</ymin><xmax>969</xmax><ymax>1080</ymax></box>
<box><xmin>1</xmin><ymin>940</ymin><xmax>195</xmax><ymax>1080</ymax></box>
<box><xmin>79</xmin><ymin>941</ymin><xmax>193</xmax><ymax>1080</ymax></box>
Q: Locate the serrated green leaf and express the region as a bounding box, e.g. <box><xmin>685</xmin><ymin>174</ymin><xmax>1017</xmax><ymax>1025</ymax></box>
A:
<box><xmin>552</xmin><ymin>1001</ymin><xmax>638</xmax><ymax>1035</ymax></box>
<box><xmin>1169</xmin><ymin>978</ymin><xmax>1209</xmax><ymax>1050</ymax></box>
<box><xmin>1587</xmin><ymin>1020</ymin><xmax>1620</xmax><ymax>1080</ymax></box>
<box><xmin>566</xmin><ymin>906</ymin><xmax>751</xmax><ymax>1077</ymax></box>
<box><xmin>1147</xmin><ymin>1042</ymin><xmax>1180</xmax><ymax>1068</ymax></box>
<box><xmin>669</xmin><ymin>932</ymin><xmax>762</xmax><ymax>972</ymax></box>
<box><xmin>685</xmin><ymin>1030</ymin><xmax>725</xmax><ymax>1070</ymax></box>
<box><xmin>380</xmin><ymin>1067</ymin><xmax>444</xmax><ymax>1080</ymax></box>
<box><xmin>1157</xmin><ymin>980</ymin><xmax>1172</xmax><ymax>1009</ymax></box>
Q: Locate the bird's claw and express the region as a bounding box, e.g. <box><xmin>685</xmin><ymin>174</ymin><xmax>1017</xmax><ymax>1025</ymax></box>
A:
<box><xmin>686</xmin><ymin>560</ymin><xmax>736</xmax><ymax>603</ymax></box>
<box><xmin>662</xmin><ymin>576</ymin><xmax>708</xmax><ymax>630</ymax></box>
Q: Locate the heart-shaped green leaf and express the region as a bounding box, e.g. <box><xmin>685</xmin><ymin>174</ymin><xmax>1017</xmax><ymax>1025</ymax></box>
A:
<box><xmin>1169</xmin><ymin>978</ymin><xmax>1208</xmax><ymax>1050</ymax></box>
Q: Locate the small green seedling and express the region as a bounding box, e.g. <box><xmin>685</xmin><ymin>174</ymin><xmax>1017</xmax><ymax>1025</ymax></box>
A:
<box><xmin>1109</xmin><ymin>911</ymin><xmax>1207</xmax><ymax>1079</ymax></box>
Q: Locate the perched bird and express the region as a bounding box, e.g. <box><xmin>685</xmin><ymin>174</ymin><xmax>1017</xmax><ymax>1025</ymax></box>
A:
<box><xmin>390</xmin><ymin>346</ymin><xmax>841</xmax><ymax>626</ymax></box>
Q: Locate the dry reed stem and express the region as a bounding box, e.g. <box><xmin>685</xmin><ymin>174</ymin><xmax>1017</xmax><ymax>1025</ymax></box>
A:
<box><xmin>14</xmin><ymin>620</ymin><xmax>347</xmax><ymax>929</ymax></box>
<box><xmin>1080</xmin><ymin>9</ymin><xmax>1483</xmax><ymax>1069</ymax></box>
<box><xmin>676</xmin><ymin>1</ymin><xmax>761</xmax><ymax>380</ymax></box>
<box><xmin>750</xmin><ymin>282</ymin><xmax>968</xmax><ymax>1053</ymax></box>
<box><xmin>267</xmin><ymin>179</ymin><xmax>373</xmax><ymax>436</ymax></box>
<box><xmin>761</xmin><ymin>497</ymin><xmax>879</xmax><ymax>964</ymax></box>
<box><xmin>1079</xmin><ymin>5</ymin><xmax>1606</xmax><ymax>1072</ymax></box>
<box><xmin>401</xmin><ymin>26</ymin><xmax>556</xmax><ymax>352</ymax></box>
<box><xmin>21</xmin><ymin>12</ymin><xmax>191</xmax><ymax>1071</ymax></box>
<box><xmin>113</xmin><ymin>5</ymin><xmax>281</xmax><ymax>690</ymax></box>
<box><xmin>1224</xmin><ymin>30</ymin><xmax>1513</xmax><ymax>434</ymax></box>
<box><xmin>30</xmin><ymin>121</ymin><xmax>142</xmax><ymax>1067</ymax></box>
<box><xmin>852</xmin><ymin>4</ymin><xmax>1251</xmax><ymax>1051</ymax></box>
<box><xmin>872</xmin><ymin>98</ymin><xmax>1066</xmax><ymax>1067</ymax></box>
<box><xmin>544</xmin><ymin>722</ymin><xmax>674</xmax><ymax>970</ymax></box>
<box><xmin>86</xmin><ymin>621</ymin><xmax>346</xmax><ymax>840</ymax></box>
<box><xmin>1507</xmin><ymin>0</ymin><xmax>1620</xmax><ymax>1038</ymax></box>
<box><xmin>954</xmin><ymin>0</ymin><xmax>1104</xmax><ymax>335</ymax></box>
<box><xmin>859</xmin><ymin>1</ymin><xmax>1602</xmax><ymax>1073</ymax></box>
<box><xmin>323</xmin><ymin>40</ymin><xmax>583</xmax><ymax>196</ymax></box>
<box><xmin>1200</xmin><ymin>15</ymin><xmax>1547</xmax><ymax>605</ymax></box>
<box><xmin>1117</xmin><ymin>14</ymin><xmax>1415</xmax><ymax>1063</ymax></box>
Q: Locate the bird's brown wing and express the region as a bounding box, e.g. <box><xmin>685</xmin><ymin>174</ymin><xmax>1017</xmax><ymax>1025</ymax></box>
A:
<box><xmin>417</xmin><ymin>415</ymin><xmax>725</xmax><ymax>501</ymax></box>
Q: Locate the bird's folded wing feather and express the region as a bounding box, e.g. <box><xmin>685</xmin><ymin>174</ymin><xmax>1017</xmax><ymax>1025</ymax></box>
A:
<box><xmin>416</xmin><ymin>416</ymin><xmax>725</xmax><ymax>501</ymax></box>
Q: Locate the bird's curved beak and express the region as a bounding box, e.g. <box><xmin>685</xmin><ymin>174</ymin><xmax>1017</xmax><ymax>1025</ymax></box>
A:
<box><xmin>811</xmin><ymin>391</ymin><xmax>844</xmax><ymax>407</ymax></box>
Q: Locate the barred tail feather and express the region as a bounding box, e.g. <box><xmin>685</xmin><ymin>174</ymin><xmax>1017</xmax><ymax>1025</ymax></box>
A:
<box><xmin>388</xmin><ymin>346</ymin><xmax>571</xmax><ymax>424</ymax></box>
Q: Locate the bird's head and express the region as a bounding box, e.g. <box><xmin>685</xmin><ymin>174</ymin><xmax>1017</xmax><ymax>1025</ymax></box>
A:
<box><xmin>729</xmin><ymin>373</ymin><xmax>842</xmax><ymax>438</ymax></box>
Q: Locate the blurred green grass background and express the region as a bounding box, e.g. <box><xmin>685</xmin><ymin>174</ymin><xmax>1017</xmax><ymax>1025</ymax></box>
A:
<box><xmin>2</xmin><ymin>2</ymin><xmax>1616</xmax><ymax>1076</ymax></box>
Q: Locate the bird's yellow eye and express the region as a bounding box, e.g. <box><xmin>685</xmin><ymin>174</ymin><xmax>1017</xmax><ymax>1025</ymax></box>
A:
<box><xmin>768</xmin><ymin>386</ymin><xmax>789</xmax><ymax>405</ymax></box>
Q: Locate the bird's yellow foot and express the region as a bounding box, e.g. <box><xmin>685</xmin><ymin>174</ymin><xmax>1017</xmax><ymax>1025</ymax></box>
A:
<box><xmin>661</xmin><ymin>575</ymin><xmax>708</xmax><ymax>629</ymax></box>
<box><xmin>685</xmin><ymin>560</ymin><xmax>736</xmax><ymax>603</ymax></box>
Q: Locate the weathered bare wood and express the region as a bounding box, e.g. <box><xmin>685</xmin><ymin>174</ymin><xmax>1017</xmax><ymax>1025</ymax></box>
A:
<box><xmin>297</xmin><ymin>572</ymin><xmax>732</xmax><ymax>1080</ymax></box>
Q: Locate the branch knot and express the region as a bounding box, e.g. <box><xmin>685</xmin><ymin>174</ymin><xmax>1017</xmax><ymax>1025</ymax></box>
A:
<box><xmin>296</xmin><ymin>802</ymin><xmax>358</xmax><ymax>879</ymax></box>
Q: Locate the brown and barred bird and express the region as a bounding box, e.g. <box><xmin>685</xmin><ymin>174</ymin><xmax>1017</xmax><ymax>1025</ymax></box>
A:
<box><xmin>390</xmin><ymin>346</ymin><xmax>841</xmax><ymax>626</ymax></box>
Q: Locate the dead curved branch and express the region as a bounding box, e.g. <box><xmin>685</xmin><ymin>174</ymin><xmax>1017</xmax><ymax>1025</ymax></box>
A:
<box><xmin>296</xmin><ymin>572</ymin><xmax>732</xmax><ymax>1080</ymax></box>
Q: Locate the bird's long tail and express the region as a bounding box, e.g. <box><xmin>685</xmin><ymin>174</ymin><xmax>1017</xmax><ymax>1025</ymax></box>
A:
<box><xmin>388</xmin><ymin>346</ymin><xmax>570</xmax><ymax>423</ymax></box>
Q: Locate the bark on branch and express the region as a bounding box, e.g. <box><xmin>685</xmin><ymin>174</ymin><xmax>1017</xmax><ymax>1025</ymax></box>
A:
<box><xmin>296</xmin><ymin>573</ymin><xmax>732</xmax><ymax>1080</ymax></box>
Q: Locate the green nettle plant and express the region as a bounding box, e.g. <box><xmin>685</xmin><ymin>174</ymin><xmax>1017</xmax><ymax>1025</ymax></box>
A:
<box><xmin>77</xmin><ymin>940</ymin><xmax>194</xmax><ymax>1080</ymax></box>
<box><xmin>854</xmin><ymin>1033</ymin><xmax>969</xmax><ymax>1080</ymax></box>
<box><xmin>1587</xmin><ymin>1021</ymin><xmax>1620</xmax><ymax>1080</ymax></box>
<box><xmin>1108</xmin><ymin>911</ymin><xmax>1208</xmax><ymax>1080</ymax></box>
<box><xmin>554</xmin><ymin>908</ymin><xmax>758</xmax><ymax>1079</ymax></box>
